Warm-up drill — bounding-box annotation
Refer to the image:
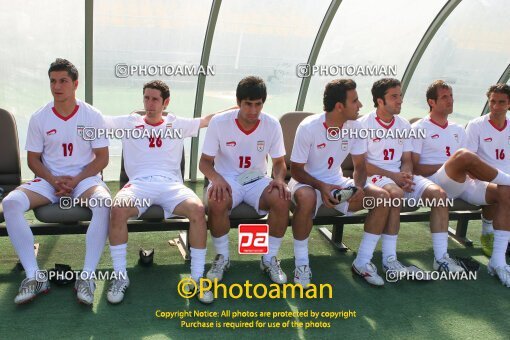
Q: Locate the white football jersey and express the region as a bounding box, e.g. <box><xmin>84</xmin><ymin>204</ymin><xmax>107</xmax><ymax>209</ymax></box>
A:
<box><xmin>290</xmin><ymin>112</ymin><xmax>366</xmax><ymax>182</ymax></box>
<box><xmin>411</xmin><ymin>116</ymin><xmax>466</xmax><ymax>165</ymax></box>
<box><xmin>358</xmin><ymin>111</ymin><xmax>413</xmax><ymax>172</ymax></box>
<box><xmin>466</xmin><ymin>114</ymin><xmax>510</xmax><ymax>173</ymax></box>
<box><xmin>201</xmin><ymin>109</ymin><xmax>285</xmax><ymax>177</ymax></box>
<box><xmin>105</xmin><ymin>113</ymin><xmax>200</xmax><ymax>181</ymax></box>
<box><xmin>25</xmin><ymin>99</ymin><xmax>109</xmax><ymax>177</ymax></box>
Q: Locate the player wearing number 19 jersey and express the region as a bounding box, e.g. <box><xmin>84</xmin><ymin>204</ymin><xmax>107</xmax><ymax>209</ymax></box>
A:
<box><xmin>3</xmin><ymin>59</ymin><xmax>111</xmax><ymax>305</ymax></box>
<box><xmin>412</xmin><ymin>80</ymin><xmax>510</xmax><ymax>283</ymax></box>
<box><xmin>465</xmin><ymin>83</ymin><xmax>510</xmax><ymax>286</ymax></box>
<box><xmin>200</xmin><ymin>76</ymin><xmax>290</xmax><ymax>285</ymax></box>
<box><xmin>362</xmin><ymin>78</ymin><xmax>463</xmax><ymax>277</ymax></box>
<box><xmin>289</xmin><ymin>79</ymin><xmax>390</xmax><ymax>287</ymax></box>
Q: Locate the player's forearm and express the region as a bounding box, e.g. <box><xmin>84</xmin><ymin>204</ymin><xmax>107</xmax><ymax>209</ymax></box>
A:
<box><xmin>353</xmin><ymin>165</ymin><xmax>367</xmax><ymax>189</ymax></box>
<box><xmin>366</xmin><ymin>162</ymin><xmax>395</xmax><ymax>179</ymax></box>
<box><xmin>272</xmin><ymin>162</ymin><xmax>287</xmax><ymax>182</ymax></box>
<box><xmin>400</xmin><ymin>160</ymin><xmax>413</xmax><ymax>175</ymax></box>
<box><xmin>74</xmin><ymin>152</ymin><xmax>109</xmax><ymax>182</ymax></box>
<box><xmin>290</xmin><ymin>166</ymin><xmax>324</xmax><ymax>191</ymax></box>
<box><xmin>199</xmin><ymin>157</ymin><xmax>223</xmax><ymax>183</ymax></box>
<box><xmin>27</xmin><ymin>156</ymin><xmax>56</xmax><ymax>183</ymax></box>
<box><xmin>413</xmin><ymin>164</ymin><xmax>441</xmax><ymax>177</ymax></box>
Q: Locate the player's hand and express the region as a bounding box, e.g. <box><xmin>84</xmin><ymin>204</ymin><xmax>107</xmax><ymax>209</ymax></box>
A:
<box><xmin>348</xmin><ymin>186</ymin><xmax>365</xmax><ymax>203</ymax></box>
<box><xmin>51</xmin><ymin>176</ymin><xmax>73</xmax><ymax>196</ymax></box>
<box><xmin>208</xmin><ymin>177</ymin><xmax>232</xmax><ymax>202</ymax></box>
<box><xmin>267</xmin><ymin>179</ymin><xmax>291</xmax><ymax>200</ymax></box>
<box><xmin>318</xmin><ymin>182</ymin><xmax>344</xmax><ymax>209</ymax></box>
<box><xmin>56</xmin><ymin>177</ymin><xmax>80</xmax><ymax>196</ymax></box>
<box><xmin>391</xmin><ymin>172</ymin><xmax>414</xmax><ymax>189</ymax></box>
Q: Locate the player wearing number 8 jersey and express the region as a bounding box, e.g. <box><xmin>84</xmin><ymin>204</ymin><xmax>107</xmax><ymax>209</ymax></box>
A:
<box><xmin>105</xmin><ymin>80</ymin><xmax>217</xmax><ymax>304</ymax></box>
<box><xmin>3</xmin><ymin>59</ymin><xmax>111</xmax><ymax>305</ymax></box>
<box><xmin>412</xmin><ymin>80</ymin><xmax>510</xmax><ymax>286</ymax></box>
<box><xmin>199</xmin><ymin>76</ymin><xmax>290</xmax><ymax>285</ymax></box>
<box><xmin>360</xmin><ymin>78</ymin><xmax>459</xmax><ymax>277</ymax></box>
<box><xmin>289</xmin><ymin>79</ymin><xmax>390</xmax><ymax>287</ymax></box>
<box><xmin>465</xmin><ymin>84</ymin><xmax>510</xmax><ymax>284</ymax></box>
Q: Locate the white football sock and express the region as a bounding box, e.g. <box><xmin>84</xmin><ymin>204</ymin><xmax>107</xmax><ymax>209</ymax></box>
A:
<box><xmin>294</xmin><ymin>238</ymin><xmax>309</xmax><ymax>267</ymax></box>
<box><xmin>212</xmin><ymin>234</ymin><xmax>229</xmax><ymax>260</ymax></box>
<box><xmin>190</xmin><ymin>247</ymin><xmax>207</xmax><ymax>282</ymax></box>
<box><xmin>354</xmin><ymin>232</ymin><xmax>381</xmax><ymax>268</ymax></box>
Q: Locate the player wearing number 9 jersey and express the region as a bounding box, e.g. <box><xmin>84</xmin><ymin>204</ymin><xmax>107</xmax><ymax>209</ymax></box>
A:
<box><xmin>200</xmin><ymin>76</ymin><xmax>290</xmax><ymax>285</ymax></box>
<box><xmin>465</xmin><ymin>83</ymin><xmax>510</xmax><ymax>285</ymax></box>
<box><xmin>412</xmin><ymin>80</ymin><xmax>510</xmax><ymax>286</ymax></box>
<box><xmin>289</xmin><ymin>79</ymin><xmax>390</xmax><ymax>287</ymax></box>
<box><xmin>3</xmin><ymin>59</ymin><xmax>111</xmax><ymax>305</ymax></box>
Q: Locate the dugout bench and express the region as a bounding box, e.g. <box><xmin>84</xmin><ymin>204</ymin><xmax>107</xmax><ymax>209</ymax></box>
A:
<box><xmin>0</xmin><ymin>109</ymin><xmax>481</xmax><ymax>261</ymax></box>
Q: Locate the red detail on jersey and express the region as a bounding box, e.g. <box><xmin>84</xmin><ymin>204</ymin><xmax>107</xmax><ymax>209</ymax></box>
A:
<box><xmin>46</xmin><ymin>129</ymin><xmax>57</xmax><ymax>135</ymax></box>
<box><xmin>144</xmin><ymin>118</ymin><xmax>164</xmax><ymax>126</ymax></box>
<box><xmin>322</xmin><ymin>121</ymin><xmax>343</xmax><ymax>130</ymax></box>
<box><xmin>429</xmin><ymin>117</ymin><xmax>448</xmax><ymax>129</ymax></box>
<box><xmin>135</xmin><ymin>125</ymin><xmax>144</xmax><ymax>129</ymax></box>
<box><xmin>488</xmin><ymin>119</ymin><xmax>507</xmax><ymax>132</ymax></box>
<box><xmin>52</xmin><ymin>105</ymin><xmax>79</xmax><ymax>121</ymax></box>
<box><xmin>484</xmin><ymin>137</ymin><xmax>493</xmax><ymax>142</ymax></box>
<box><xmin>235</xmin><ymin>119</ymin><xmax>260</xmax><ymax>135</ymax></box>
<box><xmin>122</xmin><ymin>184</ymin><xmax>132</xmax><ymax>189</ymax></box>
<box><xmin>226</xmin><ymin>141</ymin><xmax>237</xmax><ymax>147</ymax></box>
<box><xmin>375</xmin><ymin>115</ymin><xmax>395</xmax><ymax>129</ymax></box>
<box><xmin>372</xmin><ymin>138</ymin><xmax>381</xmax><ymax>142</ymax></box>
<box><xmin>431</xmin><ymin>134</ymin><xmax>439</xmax><ymax>139</ymax></box>
<box><xmin>317</xmin><ymin>143</ymin><xmax>326</xmax><ymax>149</ymax></box>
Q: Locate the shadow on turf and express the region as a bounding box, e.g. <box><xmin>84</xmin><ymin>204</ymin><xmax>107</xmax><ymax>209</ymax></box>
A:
<box><xmin>1</xmin><ymin>250</ymin><xmax>509</xmax><ymax>339</ymax></box>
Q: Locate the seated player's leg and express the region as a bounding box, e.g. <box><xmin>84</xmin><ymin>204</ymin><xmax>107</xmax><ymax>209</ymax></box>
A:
<box><xmin>106</xmin><ymin>182</ymin><xmax>146</xmax><ymax>304</ymax></box>
<box><xmin>3</xmin><ymin>179</ymin><xmax>56</xmax><ymax>304</ymax></box>
<box><xmin>289</xmin><ymin>181</ymin><xmax>318</xmax><ymax>289</ymax></box>
<box><xmin>419</xmin><ymin>183</ymin><xmax>463</xmax><ymax>272</ymax></box>
<box><xmin>253</xmin><ymin>178</ymin><xmax>290</xmax><ymax>284</ymax></box>
<box><xmin>206</xmin><ymin>177</ymin><xmax>239</xmax><ymax>282</ymax></box>
<box><xmin>483</xmin><ymin>184</ymin><xmax>510</xmax><ymax>287</ymax></box>
<box><xmin>480</xmin><ymin>204</ymin><xmax>496</xmax><ymax>256</ymax></box>
<box><xmin>167</xmin><ymin>189</ymin><xmax>213</xmax><ymax>304</ymax></box>
<box><xmin>349</xmin><ymin>185</ymin><xmax>390</xmax><ymax>286</ymax></box>
<box><xmin>73</xmin><ymin>177</ymin><xmax>111</xmax><ymax>305</ymax></box>
<box><xmin>445</xmin><ymin>149</ymin><xmax>510</xmax><ymax>186</ymax></box>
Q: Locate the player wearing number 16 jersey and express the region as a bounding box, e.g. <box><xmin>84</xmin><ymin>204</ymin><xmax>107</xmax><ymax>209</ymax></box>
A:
<box><xmin>289</xmin><ymin>79</ymin><xmax>390</xmax><ymax>287</ymax></box>
<box><xmin>3</xmin><ymin>59</ymin><xmax>111</xmax><ymax>305</ymax></box>
<box><xmin>360</xmin><ymin>78</ymin><xmax>458</xmax><ymax>277</ymax></box>
<box><xmin>200</xmin><ymin>76</ymin><xmax>290</xmax><ymax>285</ymax></box>
<box><xmin>412</xmin><ymin>80</ymin><xmax>510</xmax><ymax>284</ymax></box>
<box><xmin>465</xmin><ymin>84</ymin><xmax>510</xmax><ymax>286</ymax></box>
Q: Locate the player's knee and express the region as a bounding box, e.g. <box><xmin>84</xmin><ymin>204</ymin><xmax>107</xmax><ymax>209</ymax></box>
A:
<box><xmin>452</xmin><ymin>148</ymin><xmax>476</xmax><ymax>164</ymax></box>
<box><xmin>207</xmin><ymin>198</ymin><xmax>230</xmax><ymax>213</ymax></box>
<box><xmin>496</xmin><ymin>185</ymin><xmax>510</xmax><ymax>204</ymax></box>
<box><xmin>294</xmin><ymin>189</ymin><xmax>316</xmax><ymax>211</ymax></box>
<box><xmin>186</xmin><ymin>202</ymin><xmax>206</xmax><ymax>221</ymax></box>
<box><xmin>373</xmin><ymin>188</ymin><xmax>390</xmax><ymax>200</ymax></box>
<box><xmin>388</xmin><ymin>187</ymin><xmax>404</xmax><ymax>200</ymax></box>
<box><xmin>110</xmin><ymin>207</ymin><xmax>131</xmax><ymax>224</ymax></box>
<box><xmin>2</xmin><ymin>190</ymin><xmax>30</xmax><ymax>214</ymax></box>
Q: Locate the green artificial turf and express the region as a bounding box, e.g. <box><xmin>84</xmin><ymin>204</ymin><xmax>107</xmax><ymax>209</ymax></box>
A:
<box><xmin>0</xmin><ymin>182</ymin><xmax>508</xmax><ymax>340</ymax></box>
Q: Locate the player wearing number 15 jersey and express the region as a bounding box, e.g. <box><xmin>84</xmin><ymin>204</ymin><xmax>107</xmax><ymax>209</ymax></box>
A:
<box><xmin>412</xmin><ymin>80</ymin><xmax>510</xmax><ymax>286</ymax></box>
<box><xmin>465</xmin><ymin>83</ymin><xmax>510</xmax><ymax>285</ymax></box>
<box><xmin>289</xmin><ymin>79</ymin><xmax>390</xmax><ymax>287</ymax></box>
<box><xmin>200</xmin><ymin>76</ymin><xmax>290</xmax><ymax>285</ymax></box>
<box><xmin>3</xmin><ymin>59</ymin><xmax>111</xmax><ymax>305</ymax></box>
<box><xmin>105</xmin><ymin>80</ymin><xmax>216</xmax><ymax>304</ymax></box>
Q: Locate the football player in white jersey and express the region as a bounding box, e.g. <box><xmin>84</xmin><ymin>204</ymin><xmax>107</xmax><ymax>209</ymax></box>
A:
<box><xmin>105</xmin><ymin>80</ymin><xmax>217</xmax><ymax>304</ymax></box>
<box><xmin>2</xmin><ymin>59</ymin><xmax>111</xmax><ymax>304</ymax></box>
<box><xmin>360</xmin><ymin>78</ymin><xmax>458</xmax><ymax>276</ymax></box>
<box><xmin>199</xmin><ymin>76</ymin><xmax>290</xmax><ymax>284</ymax></box>
<box><xmin>465</xmin><ymin>84</ymin><xmax>510</xmax><ymax>270</ymax></box>
<box><xmin>412</xmin><ymin>80</ymin><xmax>510</xmax><ymax>286</ymax></box>
<box><xmin>289</xmin><ymin>79</ymin><xmax>390</xmax><ymax>287</ymax></box>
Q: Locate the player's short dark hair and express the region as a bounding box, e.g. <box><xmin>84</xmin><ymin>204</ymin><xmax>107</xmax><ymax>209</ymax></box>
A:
<box><xmin>236</xmin><ymin>76</ymin><xmax>267</xmax><ymax>103</ymax></box>
<box><xmin>486</xmin><ymin>83</ymin><xmax>510</xmax><ymax>101</ymax></box>
<box><xmin>426</xmin><ymin>80</ymin><xmax>452</xmax><ymax>111</ymax></box>
<box><xmin>48</xmin><ymin>58</ymin><xmax>79</xmax><ymax>81</ymax></box>
<box><xmin>371</xmin><ymin>78</ymin><xmax>401</xmax><ymax>107</ymax></box>
<box><xmin>143</xmin><ymin>80</ymin><xmax>170</xmax><ymax>101</ymax></box>
<box><xmin>323</xmin><ymin>79</ymin><xmax>357</xmax><ymax>112</ymax></box>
